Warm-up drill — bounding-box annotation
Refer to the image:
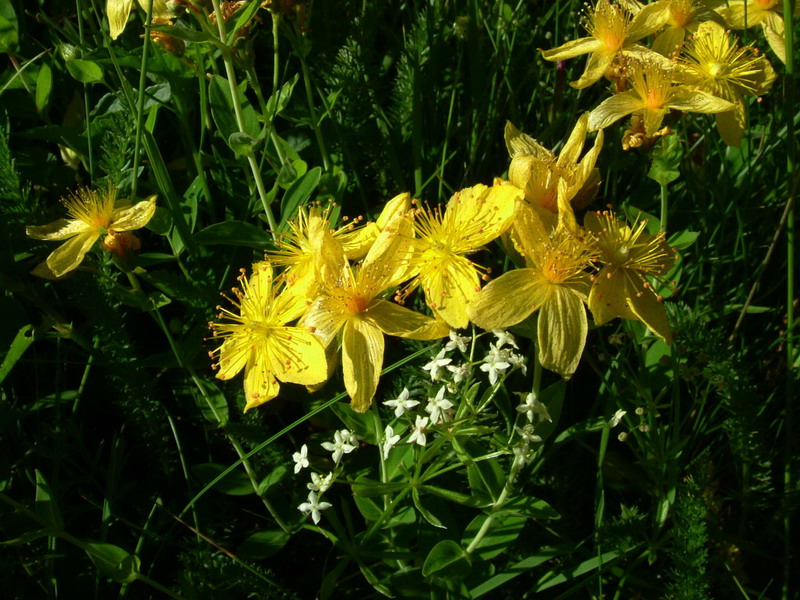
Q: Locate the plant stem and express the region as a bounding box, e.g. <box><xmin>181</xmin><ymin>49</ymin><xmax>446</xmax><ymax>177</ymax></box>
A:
<box><xmin>130</xmin><ymin>0</ymin><xmax>155</xmax><ymax>202</ymax></box>
<box><xmin>659</xmin><ymin>180</ymin><xmax>668</xmax><ymax>233</ymax></box>
<box><xmin>210</xmin><ymin>0</ymin><xmax>277</xmax><ymax>234</ymax></box>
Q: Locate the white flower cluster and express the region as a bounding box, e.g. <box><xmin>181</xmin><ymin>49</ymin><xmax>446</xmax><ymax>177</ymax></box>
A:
<box><xmin>380</xmin><ymin>384</ymin><xmax>454</xmax><ymax>452</ymax></box>
<box><xmin>480</xmin><ymin>330</ymin><xmax>526</xmax><ymax>385</ymax></box>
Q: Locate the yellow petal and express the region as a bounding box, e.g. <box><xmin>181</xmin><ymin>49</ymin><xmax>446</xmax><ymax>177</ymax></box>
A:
<box><xmin>557</xmin><ymin>113</ymin><xmax>589</xmax><ymax>168</ymax></box>
<box><xmin>243</xmin><ymin>347</ymin><xmax>280</xmax><ymax>411</ymax></box>
<box><xmin>362</xmin><ymin>207</ymin><xmax>415</xmax><ymax>290</ymax></box>
<box><xmin>715</xmin><ymin>104</ymin><xmax>746</xmax><ymax>147</ymax></box>
<box><xmin>588</xmin><ymin>92</ymin><xmax>643</xmax><ymax>131</ymax></box>
<box><xmin>626</xmin><ymin>274</ymin><xmax>673</xmax><ymax>343</ymax></box>
<box><xmin>540</xmin><ymin>37</ymin><xmax>604</xmax><ymax>62</ymax></box>
<box><xmin>588</xmin><ymin>266</ymin><xmax>637</xmax><ymax>325</ymax></box>
<box><xmin>420</xmin><ymin>252</ymin><xmax>480</xmax><ymax>330</ymax></box>
<box><xmin>444</xmin><ymin>183</ymin><xmax>519</xmax><ymax>251</ymax></box>
<box><xmin>571</xmin><ymin>51</ymin><xmax>616</xmax><ymax>90</ymax></box>
<box><xmin>468</xmin><ymin>268</ymin><xmax>545</xmax><ymax>330</ymax></box>
<box><xmin>301</xmin><ymin>296</ymin><xmax>347</xmax><ymax>348</ymax></box>
<box><xmin>136</xmin><ymin>0</ymin><xmax>178</xmax><ymax>19</ymax></box>
<box><xmin>365</xmin><ymin>299</ymin><xmax>449</xmax><ymax>340</ymax></box>
<box><xmin>267</xmin><ymin>327</ymin><xmax>328</xmax><ymax>385</ymax></box>
<box><xmin>216</xmin><ymin>336</ymin><xmax>250</xmax><ymax>380</ymax></box>
<box><xmin>342</xmin><ymin>319</ymin><xmax>384</xmax><ymax>413</ymax></box>
<box><xmin>107</xmin><ymin>0</ymin><xmax>135</xmax><ymax>39</ymax></box>
<box><xmin>46</xmin><ymin>231</ymin><xmax>100</xmax><ymax>277</ymax></box>
<box><xmin>504</xmin><ymin>122</ymin><xmax>552</xmax><ymax>159</ymax></box>
<box><xmin>717</xmin><ymin>2</ymin><xmax>769</xmax><ymax>29</ymax></box>
<box><xmin>668</xmin><ymin>88</ymin><xmax>736</xmax><ymax>113</ymax></box>
<box><xmin>27</xmin><ymin>218</ymin><xmax>92</xmax><ymax>241</ymax></box>
<box><xmin>110</xmin><ymin>196</ymin><xmax>156</xmax><ymax>231</ymax></box>
<box><xmin>309</xmin><ymin>208</ymin><xmax>347</xmax><ymax>283</ymax></box>
<box><xmin>642</xmin><ymin>107</ymin><xmax>667</xmax><ymax>137</ymax></box>
<box><xmin>538</xmin><ymin>286</ymin><xmax>587</xmax><ymax>379</ymax></box>
<box><xmin>762</xmin><ymin>13</ymin><xmax>786</xmax><ymax>64</ymax></box>
<box><xmin>652</xmin><ymin>24</ymin><xmax>686</xmax><ymax>57</ymax></box>
<box><xmin>626</xmin><ymin>0</ymin><xmax>672</xmax><ymax>41</ymax></box>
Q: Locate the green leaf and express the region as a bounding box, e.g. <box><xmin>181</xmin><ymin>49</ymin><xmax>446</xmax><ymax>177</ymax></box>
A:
<box><xmin>192</xmin><ymin>463</ymin><xmax>255</xmax><ymax>495</ymax></box>
<box><xmin>668</xmin><ymin>230</ymin><xmax>698</xmax><ymax>251</ymax></box>
<box><xmin>228</xmin><ymin>131</ymin><xmax>261</xmax><ymax>156</ymax></box>
<box><xmin>534</xmin><ymin>550</ymin><xmax>619</xmax><ymax>591</ymax></box>
<box><xmin>457</xmin><ymin>438</ymin><xmax>505</xmax><ymax>503</ymax></box>
<box><xmin>422</xmin><ymin>539</ymin><xmax>470</xmax><ymax>577</ymax></box>
<box><xmin>228</xmin><ymin>0</ymin><xmax>265</xmax><ymax>41</ymax></box>
<box><xmin>0</xmin><ymin>324</ymin><xmax>34</xmax><ymax>385</ymax></box>
<box><xmin>0</xmin><ymin>0</ymin><xmax>18</xmax><ymax>53</ymax></box>
<box><xmin>412</xmin><ymin>487</ymin><xmax>445</xmax><ymax>529</ymax></box>
<box><xmin>279</xmin><ymin>166</ymin><xmax>322</xmax><ymax>226</ymax></box>
<box><xmin>66</xmin><ymin>59</ymin><xmax>103</xmax><ymax>83</ymax></box>
<box><xmin>469</xmin><ymin>546</ymin><xmax>564</xmax><ymax>597</ymax></box>
<box><xmin>237</xmin><ymin>530</ymin><xmax>290</xmax><ymax>560</ymax></box>
<box><xmin>265</xmin><ymin>73</ymin><xmax>299</xmax><ymax>118</ymax></box>
<box><xmin>85</xmin><ymin>542</ymin><xmax>140</xmax><ymax>584</ymax></box>
<box><xmin>35</xmin><ymin>62</ymin><xmax>52</xmax><ymax>114</ymax></box>
<box><xmin>208</xmin><ymin>76</ymin><xmax>260</xmax><ymax>150</ymax></box>
<box><xmin>330</xmin><ymin>402</ymin><xmax>378</xmax><ymax>444</ymax></box>
<box><xmin>647</xmin><ymin>134</ymin><xmax>682</xmax><ymax>186</ymax></box>
<box><xmin>354</xmin><ymin>495</ymin><xmax>383</xmax><ymax>522</ymax></box>
<box><xmin>462</xmin><ymin>513</ymin><xmax>526</xmax><ymax>560</ymax></box>
<box><xmin>278</xmin><ymin>158</ymin><xmax>308</xmax><ymax>189</ymax></box>
<box><xmin>194</xmin><ymin>381</ymin><xmax>229</xmax><ymax>426</ymax></box>
<box><xmin>498</xmin><ymin>496</ymin><xmax>559</xmax><ymax>520</ymax></box>
<box><xmin>351</xmin><ymin>477</ymin><xmax>406</xmax><ymax>497</ymax></box>
<box><xmin>423</xmin><ymin>485</ymin><xmax>485</xmax><ymax>508</ymax></box>
<box><xmin>257</xmin><ymin>465</ymin><xmax>288</xmax><ymax>495</ymax></box>
<box><xmin>194</xmin><ymin>220</ymin><xmax>270</xmax><ymax>248</ymax></box>
<box><xmin>149</xmin><ymin>24</ymin><xmax>218</xmax><ymax>44</ymax></box>
<box><xmin>34</xmin><ymin>470</ymin><xmax>63</xmax><ymax>530</ymax></box>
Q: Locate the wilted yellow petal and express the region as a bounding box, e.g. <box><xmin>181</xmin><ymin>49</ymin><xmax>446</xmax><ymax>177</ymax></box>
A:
<box><xmin>267</xmin><ymin>327</ymin><xmax>328</xmax><ymax>385</ymax></box>
<box><xmin>588</xmin><ymin>92</ymin><xmax>644</xmax><ymax>131</ymax></box>
<box><xmin>538</xmin><ymin>286</ymin><xmax>587</xmax><ymax>378</ymax></box>
<box><xmin>342</xmin><ymin>319</ymin><xmax>384</xmax><ymax>412</ymax></box>
<box><xmin>468</xmin><ymin>268</ymin><xmax>547</xmax><ymax>330</ymax></box>
<box><xmin>715</xmin><ymin>103</ymin><xmax>746</xmax><ymax>147</ymax></box>
<box><xmin>110</xmin><ymin>196</ymin><xmax>157</xmax><ymax>231</ymax></box>
<box><xmin>366</xmin><ymin>299</ymin><xmax>449</xmax><ymax>340</ymax></box>
<box><xmin>26</xmin><ymin>219</ymin><xmax>91</xmax><ymax>241</ymax></box>
<box><xmin>46</xmin><ymin>230</ymin><xmax>100</xmax><ymax>277</ymax></box>
<box><xmin>540</xmin><ymin>37</ymin><xmax>604</xmax><ymax>62</ymax></box>
<box><xmin>626</xmin><ymin>275</ymin><xmax>673</xmax><ymax>343</ymax></box>
<box><xmin>107</xmin><ymin>0</ymin><xmax>135</xmax><ymax>39</ymax></box>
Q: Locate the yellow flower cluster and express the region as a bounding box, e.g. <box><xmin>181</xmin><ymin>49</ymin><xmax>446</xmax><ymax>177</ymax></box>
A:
<box><xmin>211</xmin><ymin>130</ymin><xmax>678</xmax><ymax>412</ymax></box>
<box><xmin>541</xmin><ymin>0</ymin><xmax>778</xmax><ymax>147</ymax></box>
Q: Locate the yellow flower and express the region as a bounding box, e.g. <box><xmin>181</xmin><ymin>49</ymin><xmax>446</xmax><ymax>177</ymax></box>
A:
<box><xmin>715</xmin><ymin>0</ymin><xmax>800</xmax><ymax>64</ymax></box>
<box><xmin>641</xmin><ymin>0</ymin><xmax>727</xmax><ymax>57</ymax></box>
<box><xmin>107</xmin><ymin>0</ymin><xmax>179</xmax><ymax>40</ymax></box>
<box><xmin>209</xmin><ymin>261</ymin><xmax>328</xmax><ymax>412</ymax></box>
<box><xmin>467</xmin><ymin>207</ymin><xmax>595</xmax><ymax>378</ymax></box>
<box><xmin>302</xmin><ymin>213</ymin><xmax>448</xmax><ymax>412</ymax></box>
<box><xmin>408</xmin><ymin>182</ymin><xmax>522</xmax><ymax>329</ymax></box>
<box><xmin>678</xmin><ymin>21</ymin><xmax>776</xmax><ymax>146</ymax></box>
<box><xmin>337</xmin><ymin>192</ymin><xmax>412</xmax><ymax>260</ymax></box>
<box><xmin>585</xmin><ymin>211</ymin><xmax>676</xmax><ymax>343</ymax></box>
<box><xmin>26</xmin><ymin>187</ymin><xmax>156</xmax><ymax>278</ymax></box>
<box><xmin>541</xmin><ymin>0</ymin><xmax>670</xmax><ymax>89</ymax></box>
<box><xmin>506</xmin><ymin>113</ymin><xmax>604</xmax><ymax>217</ymax></box>
<box><xmin>588</xmin><ymin>58</ymin><xmax>736</xmax><ymax>136</ymax></box>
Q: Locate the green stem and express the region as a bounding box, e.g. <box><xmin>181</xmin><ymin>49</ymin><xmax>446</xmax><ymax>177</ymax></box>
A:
<box><xmin>75</xmin><ymin>0</ymin><xmax>94</xmax><ymax>182</ymax></box>
<box><xmin>130</xmin><ymin>0</ymin><xmax>155</xmax><ymax>201</ymax></box>
<box><xmin>210</xmin><ymin>0</ymin><xmax>277</xmax><ymax>234</ymax></box>
<box><xmin>659</xmin><ymin>180</ymin><xmax>668</xmax><ymax>233</ymax></box>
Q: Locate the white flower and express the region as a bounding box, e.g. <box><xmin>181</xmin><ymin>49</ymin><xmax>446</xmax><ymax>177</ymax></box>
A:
<box><xmin>338</xmin><ymin>429</ymin><xmax>359</xmax><ymax>446</ymax></box>
<box><xmin>321</xmin><ymin>430</ymin><xmax>357</xmax><ymax>463</ymax></box>
<box><xmin>408</xmin><ymin>415</ymin><xmax>429</xmax><ymax>446</ymax></box>
<box><xmin>307</xmin><ymin>472</ymin><xmax>334</xmax><ymax>493</ymax></box>
<box><xmin>609</xmin><ymin>409</ymin><xmax>627</xmax><ymax>428</ymax></box>
<box><xmin>425</xmin><ymin>385</ymin><xmax>454</xmax><ymax>424</ymax></box>
<box><xmin>384</xmin><ymin>388</ymin><xmax>420</xmax><ymax>418</ymax></box>
<box><xmin>381</xmin><ymin>425</ymin><xmax>401</xmax><ymax>460</ymax></box>
<box><xmin>292</xmin><ymin>444</ymin><xmax>310</xmax><ymax>474</ymax></box>
<box><xmin>480</xmin><ymin>343</ymin><xmax>511</xmax><ymax>385</ymax></box>
<box><xmin>507</xmin><ymin>351</ymin><xmax>527</xmax><ymax>375</ymax></box>
<box><xmin>298</xmin><ymin>491</ymin><xmax>332</xmax><ymax>525</ymax></box>
<box><xmin>446</xmin><ymin>362</ymin><xmax>470</xmax><ymax>384</ymax></box>
<box><xmin>444</xmin><ymin>330</ymin><xmax>470</xmax><ymax>353</ymax></box>
<box><xmin>493</xmin><ymin>329</ymin><xmax>518</xmax><ymax>349</ymax></box>
<box><xmin>515</xmin><ymin>392</ymin><xmax>551</xmax><ymax>423</ymax></box>
<box><xmin>515</xmin><ymin>423</ymin><xmax>543</xmax><ymax>444</ymax></box>
<box><xmin>422</xmin><ymin>349</ymin><xmax>452</xmax><ymax>381</ymax></box>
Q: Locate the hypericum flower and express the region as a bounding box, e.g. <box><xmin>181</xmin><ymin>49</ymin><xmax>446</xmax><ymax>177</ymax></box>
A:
<box><xmin>26</xmin><ymin>187</ymin><xmax>156</xmax><ymax>278</ymax></box>
<box><xmin>609</xmin><ymin>409</ymin><xmax>627</xmax><ymax>427</ymax></box>
<box><xmin>107</xmin><ymin>0</ymin><xmax>179</xmax><ymax>40</ymax></box>
<box><xmin>292</xmin><ymin>444</ymin><xmax>309</xmax><ymax>474</ymax></box>
<box><xmin>422</xmin><ymin>349</ymin><xmax>452</xmax><ymax>381</ymax></box>
<box><xmin>406</xmin><ymin>182</ymin><xmax>522</xmax><ymax>329</ymax></box>
<box><xmin>444</xmin><ymin>330</ymin><xmax>470</xmax><ymax>354</ymax></box>
<box><xmin>302</xmin><ymin>212</ymin><xmax>449</xmax><ymax>412</ymax></box>
<box><xmin>515</xmin><ymin>392</ymin><xmax>552</xmax><ymax>424</ymax></box>
<box><xmin>321</xmin><ymin>430</ymin><xmax>357</xmax><ymax>464</ymax></box>
<box><xmin>298</xmin><ymin>491</ymin><xmax>332</xmax><ymax>525</ymax></box>
<box><xmin>209</xmin><ymin>261</ymin><xmax>328</xmax><ymax>412</ymax></box>
<box><xmin>336</xmin><ymin>193</ymin><xmax>412</xmax><ymax>260</ymax></box>
<box><xmin>425</xmin><ymin>386</ymin><xmax>454</xmax><ymax>424</ymax></box>
<box><xmin>540</xmin><ymin>0</ymin><xmax>669</xmax><ymax>89</ymax></box>
<box><xmin>307</xmin><ymin>472</ymin><xmax>334</xmax><ymax>493</ymax></box>
<box><xmin>384</xmin><ymin>388</ymin><xmax>420</xmax><ymax>417</ymax></box>
<box><xmin>468</xmin><ymin>207</ymin><xmax>596</xmax><ymax>378</ymax></box>
<box><xmin>381</xmin><ymin>425</ymin><xmax>401</xmax><ymax>460</ymax></box>
<box><xmin>480</xmin><ymin>343</ymin><xmax>512</xmax><ymax>385</ymax></box>
<box><xmin>715</xmin><ymin>0</ymin><xmax>800</xmax><ymax>64</ymax></box>
<box><xmin>505</xmin><ymin>115</ymin><xmax>603</xmax><ymax>219</ymax></box>
<box><xmin>408</xmin><ymin>415</ymin><xmax>430</xmax><ymax>446</ymax></box>
<box><xmin>646</xmin><ymin>0</ymin><xmax>726</xmax><ymax>56</ymax></box>
<box><xmin>588</xmin><ymin>58</ymin><xmax>736</xmax><ymax>137</ymax></box>
<box><xmin>585</xmin><ymin>210</ymin><xmax>676</xmax><ymax>343</ymax></box>
<box><xmin>678</xmin><ymin>21</ymin><xmax>776</xmax><ymax>146</ymax></box>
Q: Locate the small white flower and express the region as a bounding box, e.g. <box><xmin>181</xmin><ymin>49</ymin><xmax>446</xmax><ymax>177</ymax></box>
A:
<box><xmin>515</xmin><ymin>392</ymin><xmax>551</xmax><ymax>423</ymax></box>
<box><xmin>425</xmin><ymin>385</ymin><xmax>454</xmax><ymax>424</ymax></box>
<box><xmin>493</xmin><ymin>329</ymin><xmax>518</xmax><ymax>349</ymax></box>
<box><xmin>321</xmin><ymin>430</ymin><xmax>357</xmax><ymax>463</ymax></box>
<box><xmin>422</xmin><ymin>349</ymin><xmax>452</xmax><ymax>381</ymax></box>
<box><xmin>307</xmin><ymin>472</ymin><xmax>334</xmax><ymax>493</ymax></box>
<box><xmin>408</xmin><ymin>415</ymin><xmax>429</xmax><ymax>446</ymax></box>
<box><xmin>480</xmin><ymin>343</ymin><xmax>511</xmax><ymax>385</ymax></box>
<box><xmin>338</xmin><ymin>429</ymin><xmax>359</xmax><ymax>446</ymax></box>
<box><xmin>298</xmin><ymin>491</ymin><xmax>332</xmax><ymax>525</ymax></box>
<box><xmin>384</xmin><ymin>388</ymin><xmax>420</xmax><ymax>418</ymax></box>
<box><xmin>609</xmin><ymin>409</ymin><xmax>627</xmax><ymax>428</ymax></box>
<box><xmin>444</xmin><ymin>330</ymin><xmax>470</xmax><ymax>354</ymax></box>
<box><xmin>446</xmin><ymin>362</ymin><xmax>470</xmax><ymax>384</ymax></box>
<box><xmin>292</xmin><ymin>444</ymin><xmax>310</xmax><ymax>474</ymax></box>
<box><xmin>381</xmin><ymin>425</ymin><xmax>401</xmax><ymax>460</ymax></box>
<box><xmin>515</xmin><ymin>423</ymin><xmax>543</xmax><ymax>444</ymax></box>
